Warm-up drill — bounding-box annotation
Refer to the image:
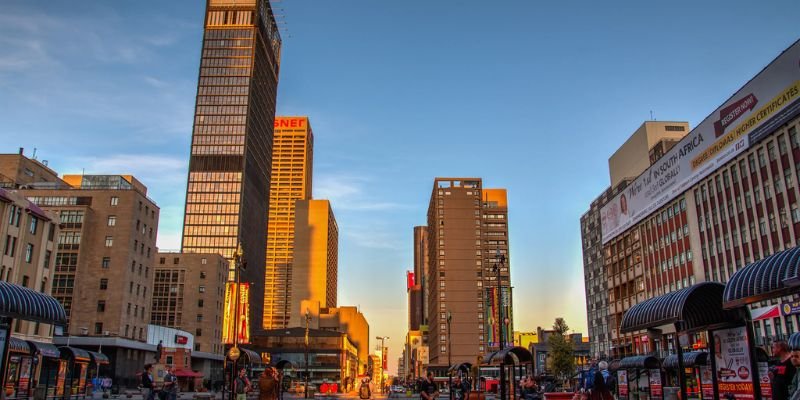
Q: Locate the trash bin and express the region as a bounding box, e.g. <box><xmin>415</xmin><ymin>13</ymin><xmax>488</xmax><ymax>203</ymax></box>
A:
<box><xmin>663</xmin><ymin>387</ymin><xmax>679</xmax><ymax>400</ymax></box>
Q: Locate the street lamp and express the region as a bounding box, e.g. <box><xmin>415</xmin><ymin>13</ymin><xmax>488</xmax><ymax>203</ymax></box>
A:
<box><xmin>305</xmin><ymin>309</ymin><xmax>311</xmax><ymax>399</ymax></box>
<box><xmin>376</xmin><ymin>336</ymin><xmax>389</xmax><ymax>394</ymax></box>
<box><xmin>446</xmin><ymin>311</ymin><xmax>452</xmax><ymax>400</ymax></box>
<box><xmin>492</xmin><ymin>249</ymin><xmax>507</xmax><ymax>400</ymax></box>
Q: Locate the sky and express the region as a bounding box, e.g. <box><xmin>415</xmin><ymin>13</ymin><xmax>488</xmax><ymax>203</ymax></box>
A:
<box><xmin>1</xmin><ymin>0</ymin><xmax>799</xmax><ymax>375</ymax></box>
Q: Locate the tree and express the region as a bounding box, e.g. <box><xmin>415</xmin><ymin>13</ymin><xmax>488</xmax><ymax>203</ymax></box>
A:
<box><xmin>548</xmin><ymin>318</ymin><xmax>575</xmax><ymax>387</ymax></box>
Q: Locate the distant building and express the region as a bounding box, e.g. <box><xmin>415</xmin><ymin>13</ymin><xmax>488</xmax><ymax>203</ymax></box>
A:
<box><xmin>529</xmin><ymin>327</ymin><xmax>591</xmax><ymax>376</ymax></box>
<box><xmin>513</xmin><ymin>331</ymin><xmax>538</xmax><ymax>349</ymax></box>
<box><xmin>0</xmin><ymin>149</ymin><xmax>63</xmax><ymax>189</ymax></box>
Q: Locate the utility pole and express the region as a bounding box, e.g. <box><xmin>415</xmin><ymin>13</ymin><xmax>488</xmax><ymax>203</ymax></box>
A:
<box><xmin>493</xmin><ymin>250</ymin><xmax>507</xmax><ymax>400</ymax></box>
<box><xmin>305</xmin><ymin>309</ymin><xmax>311</xmax><ymax>399</ymax></box>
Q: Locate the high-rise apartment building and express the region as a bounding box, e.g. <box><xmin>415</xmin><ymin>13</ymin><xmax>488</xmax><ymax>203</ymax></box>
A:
<box><xmin>0</xmin><ymin>187</ymin><xmax>59</xmax><ymax>342</ymax></box>
<box><xmin>181</xmin><ymin>0</ymin><xmax>282</xmax><ymax>337</ymax></box>
<box><xmin>152</xmin><ymin>252</ymin><xmax>228</xmax><ymax>355</ymax></box>
<box><xmin>288</xmin><ymin>200</ymin><xmax>338</xmax><ymax>327</ymax></box>
<box><xmin>264</xmin><ymin>116</ymin><xmax>314</xmax><ymax>329</ymax></box>
<box><xmin>425</xmin><ymin>178</ymin><xmax>511</xmax><ymax>367</ymax></box>
<box><xmin>580</xmin><ymin>121</ymin><xmax>689</xmax><ymax>358</ymax></box>
<box><xmin>0</xmin><ymin>150</ymin><xmax>62</xmax><ymax>189</ymax></box>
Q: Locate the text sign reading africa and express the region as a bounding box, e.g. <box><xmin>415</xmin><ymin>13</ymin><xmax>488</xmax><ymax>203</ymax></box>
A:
<box><xmin>601</xmin><ymin>40</ymin><xmax>800</xmax><ymax>244</ymax></box>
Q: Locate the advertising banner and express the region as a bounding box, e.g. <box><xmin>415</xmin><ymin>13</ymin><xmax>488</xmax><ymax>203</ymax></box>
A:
<box><xmin>485</xmin><ymin>287</ymin><xmax>512</xmax><ymax>348</ymax></box>
<box><xmin>782</xmin><ymin>300</ymin><xmax>800</xmax><ymax>316</ymax></box>
<box><xmin>417</xmin><ymin>346</ymin><xmax>429</xmax><ymax>365</ymax></box>
<box><xmin>601</xmin><ymin>40</ymin><xmax>800</xmax><ymax>244</ymax></box>
<box><xmin>407</xmin><ymin>271</ymin><xmax>415</xmax><ymax>290</ymax></box>
<box><xmin>714</xmin><ymin>326</ymin><xmax>755</xmax><ymax>400</ymax></box>
<box><xmin>700</xmin><ymin>366</ymin><xmax>714</xmax><ymax>398</ymax></box>
<box><xmin>617</xmin><ymin>370</ymin><xmax>629</xmax><ymax>399</ymax></box>
<box><xmin>222</xmin><ymin>282</ymin><xmax>251</xmax><ymax>344</ymax></box>
<box><xmin>758</xmin><ymin>361</ymin><xmax>772</xmax><ymax>399</ymax></box>
<box><xmin>649</xmin><ymin>369</ymin><xmax>663</xmax><ymax>400</ymax></box>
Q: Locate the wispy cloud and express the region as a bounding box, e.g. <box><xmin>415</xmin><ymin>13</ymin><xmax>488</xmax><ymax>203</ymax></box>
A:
<box><xmin>315</xmin><ymin>173</ymin><xmax>410</xmax><ymax>211</ymax></box>
<box><xmin>64</xmin><ymin>153</ymin><xmax>187</xmax><ymax>187</ymax></box>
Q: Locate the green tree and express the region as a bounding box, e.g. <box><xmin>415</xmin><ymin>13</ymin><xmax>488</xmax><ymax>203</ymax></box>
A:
<box><xmin>548</xmin><ymin>318</ymin><xmax>575</xmax><ymax>387</ymax></box>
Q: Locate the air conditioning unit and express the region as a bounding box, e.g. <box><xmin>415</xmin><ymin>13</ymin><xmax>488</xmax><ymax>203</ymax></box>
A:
<box><xmin>103</xmin><ymin>331</ymin><xmax>110</xmax><ymax>336</ymax></box>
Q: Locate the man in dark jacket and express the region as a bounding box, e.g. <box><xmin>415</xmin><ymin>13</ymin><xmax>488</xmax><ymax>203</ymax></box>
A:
<box><xmin>141</xmin><ymin>364</ymin><xmax>155</xmax><ymax>400</ymax></box>
<box><xmin>772</xmin><ymin>341</ymin><xmax>797</xmax><ymax>400</ymax></box>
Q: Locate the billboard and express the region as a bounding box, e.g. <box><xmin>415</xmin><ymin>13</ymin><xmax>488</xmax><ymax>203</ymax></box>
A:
<box><xmin>601</xmin><ymin>40</ymin><xmax>800</xmax><ymax>244</ymax></box>
<box><xmin>222</xmin><ymin>282</ymin><xmax>251</xmax><ymax>344</ymax></box>
<box><xmin>406</xmin><ymin>271</ymin><xmax>415</xmax><ymax>290</ymax></box>
<box><xmin>714</xmin><ymin>326</ymin><xmax>755</xmax><ymax>400</ymax></box>
<box><xmin>274</xmin><ymin>116</ymin><xmax>308</xmax><ymax>129</ymax></box>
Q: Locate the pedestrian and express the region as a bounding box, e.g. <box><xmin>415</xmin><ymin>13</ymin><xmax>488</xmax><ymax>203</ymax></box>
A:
<box><xmin>420</xmin><ymin>372</ymin><xmax>439</xmax><ymax>400</ymax></box>
<box><xmin>162</xmin><ymin>365</ymin><xmax>178</xmax><ymax>400</ymax></box>
<box><xmin>258</xmin><ymin>368</ymin><xmax>279</xmax><ymax>400</ymax></box>
<box><xmin>359</xmin><ymin>378</ymin><xmax>373</xmax><ymax>400</ymax></box>
<box><xmin>772</xmin><ymin>341</ymin><xmax>797</xmax><ymax>400</ymax></box>
<box><xmin>141</xmin><ymin>364</ymin><xmax>155</xmax><ymax>400</ymax></box>
<box><xmin>234</xmin><ymin>368</ymin><xmax>251</xmax><ymax>400</ymax></box>
<box><xmin>588</xmin><ymin>362</ymin><xmax>612</xmax><ymax>400</ymax></box>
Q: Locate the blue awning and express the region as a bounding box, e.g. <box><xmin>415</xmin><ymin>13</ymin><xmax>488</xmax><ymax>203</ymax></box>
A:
<box><xmin>619</xmin><ymin>355</ymin><xmax>660</xmax><ymax>369</ymax></box>
<box><xmin>9</xmin><ymin>337</ymin><xmax>30</xmax><ymax>354</ymax></box>
<box><xmin>239</xmin><ymin>348</ymin><xmax>263</xmax><ymax>365</ymax></box>
<box><xmin>27</xmin><ymin>341</ymin><xmax>60</xmax><ymax>358</ymax></box>
<box><xmin>789</xmin><ymin>332</ymin><xmax>800</xmax><ymax>351</ymax></box>
<box><xmin>59</xmin><ymin>346</ymin><xmax>91</xmax><ymax>362</ymax></box>
<box><xmin>88</xmin><ymin>351</ymin><xmax>109</xmax><ymax>365</ymax></box>
<box><xmin>0</xmin><ymin>281</ymin><xmax>67</xmax><ymax>325</ymax></box>
<box><xmin>723</xmin><ymin>246</ymin><xmax>800</xmax><ymax>308</ymax></box>
<box><xmin>621</xmin><ymin>282</ymin><xmax>741</xmax><ymax>333</ymax></box>
<box><xmin>662</xmin><ymin>351</ymin><xmax>709</xmax><ymax>369</ymax></box>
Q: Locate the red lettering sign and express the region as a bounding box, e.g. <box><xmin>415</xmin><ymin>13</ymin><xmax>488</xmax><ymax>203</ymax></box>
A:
<box><xmin>274</xmin><ymin>117</ymin><xmax>307</xmax><ymax>129</ymax></box>
<box><xmin>175</xmin><ymin>335</ymin><xmax>188</xmax><ymax>345</ymax></box>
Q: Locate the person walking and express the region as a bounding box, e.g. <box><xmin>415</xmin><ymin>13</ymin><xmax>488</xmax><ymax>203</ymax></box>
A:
<box><xmin>234</xmin><ymin>368</ymin><xmax>251</xmax><ymax>400</ymax></box>
<box><xmin>772</xmin><ymin>341</ymin><xmax>797</xmax><ymax>400</ymax></box>
<box><xmin>162</xmin><ymin>365</ymin><xmax>178</xmax><ymax>400</ymax></box>
<box><xmin>588</xmin><ymin>362</ymin><xmax>612</xmax><ymax>400</ymax></box>
<box><xmin>141</xmin><ymin>364</ymin><xmax>155</xmax><ymax>400</ymax></box>
<box><xmin>420</xmin><ymin>372</ymin><xmax>439</xmax><ymax>400</ymax></box>
<box><xmin>258</xmin><ymin>368</ymin><xmax>279</xmax><ymax>400</ymax></box>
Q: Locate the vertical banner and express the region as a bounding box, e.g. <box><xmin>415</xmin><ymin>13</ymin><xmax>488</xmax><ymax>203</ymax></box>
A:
<box><xmin>617</xmin><ymin>370</ymin><xmax>628</xmax><ymax>400</ymax></box>
<box><xmin>714</xmin><ymin>326</ymin><xmax>755</xmax><ymax>400</ymax></box>
<box><xmin>484</xmin><ymin>287</ymin><xmax>512</xmax><ymax>348</ymax></box>
<box><xmin>484</xmin><ymin>287</ymin><xmax>497</xmax><ymax>347</ymax></box>
<box><xmin>700</xmin><ymin>366</ymin><xmax>714</xmax><ymax>399</ymax></box>
<box><xmin>649</xmin><ymin>369</ymin><xmax>663</xmax><ymax>400</ymax></box>
<box><xmin>222</xmin><ymin>283</ymin><xmax>251</xmax><ymax>344</ymax></box>
<box><xmin>18</xmin><ymin>357</ymin><xmax>31</xmax><ymax>397</ymax></box>
<box><xmin>382</xmin><ymin>347</ymin><xmax>388</xmax><ymax>370</ymax></box>
<box><xmin>758</xmin><ymin>361</ymin><xmax>772</xmax><ymax>400</ymax></box>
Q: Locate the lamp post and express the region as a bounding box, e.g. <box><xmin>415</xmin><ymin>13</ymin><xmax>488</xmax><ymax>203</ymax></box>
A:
<box><xmin>227</xmin><ymin>245</ymin><xmax>244</xmax><ymax>400</ymax></box>
<box><xmin>446</xmin><ymin>311</ymin><xmax>452</xmax><ymax>400</ymax></box>
<box><xmin>376</xmin><ymin>336</ymin><xmax>389</xmax><ymax>394</ymax></box>
<box><xmin>492</xmin><ymin>250</ymin><xmax>507</xmax><ymax>400</ymax></box>
<box><xmin>304</xmin><ymin>309</ymin><xmax>311</xmax><ymax>399</ymax></box>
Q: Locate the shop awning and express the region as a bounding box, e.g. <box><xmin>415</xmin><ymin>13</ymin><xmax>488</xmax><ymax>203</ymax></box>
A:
<box><xmin>88</xmin><ymin>351</ymin><xmax>109</xmax><ymax>365</ymax></box>
<box><xmin>723</xmin><ymin>246</ymin><xmax>800</xmax><ymax>308</ymax></box>
<box><xmin>448</xmin><ymin>362</ymin><xmax>473</xmax><ymax>373</ymax></box>
<box><xmin>619</xmin><ymin>355</ymin><xmax>660</xmax><ymax>370</ymax></box>
<box><xmin>620</xmin><ymin>282</ymin><xmax>741</xmax><ymax>333</ymax></box>
<box><xmin>239</xmin><ymin>347</ymin><xmax>262</xmax><ymax>365</ymax></box>
<box><xmin>751</xmin><ymin>305</ymin><xmax>781</xmax><ymax>321</ymax></box>
<box><xmin>0</xmin><ymin>281</ymin><xmax>67</xmax><ymax>325</ymax></box>
<box><xmin>27</xmin><ymin>341</ymin><xmax>60</xmax><ymax>358</ymax></box>
<box><xmin>173</xmin><ymin>368</ymin><xmax>203</xmax><ymax>378</ymax></box>
<box><xmin>662</xmin><ymin>351</ymin><xmax>709</xmax><ymax>369</ymax></box>
<box><xmin>60</xmin><ymin>346</ymin><xmax>91</xmax><ymax>362</ymax></box>
<box><xmin>789</xmin><ymin>332</ymin><xmax>800</xmax><ymax>351</ymax></box>
<box><xmin>482</xmin><ymin>346</ymin><xmax>533</xmax><ymax>365</ymax></box>
<box><xmin>608</xmin><ymin>360</ymin><xmax>621</xmax><ymax>372</ymax></box>
<box><xmin>9</xmin><ymin>337</ymin><xmax>30</xmax><ymax>354</ymax></box>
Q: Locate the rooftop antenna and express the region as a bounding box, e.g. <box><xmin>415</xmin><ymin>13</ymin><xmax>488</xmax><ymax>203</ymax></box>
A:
<box><xmin>32</xmin><ymin>148</ymin><xmax>37</xmax><ymax>159</ymax></box>
<box><xmin>650</xmin><ymin>110</ymin><xmax>656</xmax><ymax>121</ymax></box>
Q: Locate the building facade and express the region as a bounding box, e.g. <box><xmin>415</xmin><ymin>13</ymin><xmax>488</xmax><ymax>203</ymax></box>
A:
<box><xmin>264</xmin><ymin>116</ymin><xmax>314</xmax><ymax>329</ymax></box>
<box><xmin>425</xmin><ymin>178</ymin><xmax>512</xmax><ymax>366</ymax></box>
<box><xmin>288</xmin><ymin>200</ymin><xmax>338</xmax><ymax>327</ymax></box>
<box><xmin>181</xmin><ymin>0</ymin><xmax>282</xmax><ymax>338</ymax></box>
<box><xmin>153</xmin><ymin>252</ymin><xmax>228</xmax><ymax>355</ymax></box>
<box><xmin>0</xmin><ymin>150</ymin><xmax>62</xmax><ymax>189</ymax></box>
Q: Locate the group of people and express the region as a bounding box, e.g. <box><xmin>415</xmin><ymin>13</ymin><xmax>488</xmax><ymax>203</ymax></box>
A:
<box><xmin>140</xmin><ymin>364</ymin><xmax>178</xmax><ymax>400</ymax></box>
<box><xmin>578</xmin><ymin>361</ymin><xmax>614</xmax><ymax>400</ymax></box>
<box><xmin>139</xmin><ymin>365</ymin><xmax>280</xmax><ymax>400</ymax></box>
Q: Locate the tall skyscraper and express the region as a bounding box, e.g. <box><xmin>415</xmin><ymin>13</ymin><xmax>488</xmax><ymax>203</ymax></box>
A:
<box><xmin>181</xmin><ymin>0</ymin><xmax>282</xmax><ymax>337</ymax></box>
<box><xmin>288</xmin><ymin>199</ymin><xmax>338</xmax><ymax>327</ymax></box>
<box><xmin>264</xmin><ymin>116</ymin><xmax>314</xmax><ymax>329</ymax></box>
<box><xmin>425</xmin><ymin>178</ymin><xmax>511</xmax><ymax>366</ymax></box>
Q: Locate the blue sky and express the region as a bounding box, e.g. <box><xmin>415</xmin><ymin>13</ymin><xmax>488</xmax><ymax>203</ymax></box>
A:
<box><xmin>1</xmin><ymin>1</ymin><xmax>799</xmax><ymax>372</ymax></box>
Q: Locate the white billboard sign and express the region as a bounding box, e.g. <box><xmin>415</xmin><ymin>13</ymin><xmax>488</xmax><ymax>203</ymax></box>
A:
<box><xmin>601</xmin><ymin>40</ymin><xmax>800</xmax><ymax>244</ymax></box>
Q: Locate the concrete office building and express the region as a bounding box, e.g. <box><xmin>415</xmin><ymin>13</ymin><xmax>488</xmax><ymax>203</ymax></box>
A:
<box><xmin>264</xmin><ymin>116</ymin><xmax>314</xmax><ymax>329</ymax></box>
<box><xmin>288</xmin><ymin>200</ymin><xmax>338</xmax><ymax>327</ymax></box>
<box><xmin>0</xmin><ymin>187</ymin><xmax>59</xmax><ymax>342</ymax></box>
<box><xmin>425</xmin><ymin>178</ymin><xmax>512</xmax><ymax>367</ymax></box>
<box><xmin>181</xmin><ymin>0</ymin><xmax>282</xmax><ymax>338</ymax></box>
<box><xmin>24</xmin><ymin>174</ymin><xmax>159</xmax><ymax>385</ymax></box>
<box><xmin>0</xmin><ymin>150</ymin><xmax>63</xmax><ymax>189</ymax></box>
<box><xmin>580</xmin><ymin>121</ymin><xmax>690</xmax><ymax>358</ymax></box>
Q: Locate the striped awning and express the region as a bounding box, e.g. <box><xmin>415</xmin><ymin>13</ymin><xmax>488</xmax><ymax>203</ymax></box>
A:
<box><xmin>790</xmin><ymin>332</ymin><xmax>800</xmax><ymax>351</ymax></box>
<box><xmin>608</xmin><ymin>359</ymin><xmax>621</xmax><ymax>372</ymax></box>
<box><xmin>483</xmin><ymin>346</ymin><xmax>533</xmax><ymax>365</ymax></box>
<box><xmin>9</xmin><ymin>337</ymin><xmax>30</xmax><ymax>354</ymax></box>
<box><xmin>621</xmin><ymin>282</ymin><xmax>742</xmax><ymax>333</ymax></box>
<box><xmin>89</xmin><ymin>351</ymin><xmax>109</xmax><ymax>365</ymax></box>
<box><xmin>0</xmin><ymin>281</ymin><xmax>67</xmax><ymax>325</ymax></box>
<box><xmin>723</xmin><ymin>246</ymin><xmax>800</xmax><ymax>308</ymax></box>
<box><xmin>59</xmin><ymin>346</ymin><xmax>91</xmax><ymax>362</ymax></box>
<box><xmin>239</xmin><ymin>348</ymin><xmax>262</xmax><ymax>365</ymax></box>
<box><xmin>662</xmin><ymin>351</ymin><xmax>709</xmax><ymax>369</ymax></box>
<box><xmin>28</xmin><ymin>341</ymin><xmax>60</xmax><ymax>358</ymax></box>
<box><xmin>619</xmin><ymin>355</ymin><xmax>660</xmax><ymax>370</ymax></box>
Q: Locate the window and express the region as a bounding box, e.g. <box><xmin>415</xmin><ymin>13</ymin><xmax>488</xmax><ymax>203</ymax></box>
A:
<box><xmin>24</xmin><ymin>244</ymin><xmax>33</xmax><ymax>263</ymax></box>
<box><xmin>107</xmin><ymin>216</ymin><xmax>116</xmax><ymax>226</ymax></box>
<box><xmin>173</xmin><ymin>257</ymin><xmax>180</xmax><ymax>265</ymax></box>
<box><xmin>201</xmin><ymin>258</ymin><xmax>207</xmax><ymax>265</ymax></box>
<box><xmin>110</xmin><ymin>197</ymin><xmax>119</xmax><ymax>206</ymax></box>
<box><xmin>200</xmin><ymin>271</ymin><xmax>206</xmax><ymax>279</ymax></box>
<box><xmin>29</xmin><ymin>216</ymin><xmax>38</xmax><ymax>235</ymax></box>
<box><xmin>197</xmin><ymin>314</ymin><xmax>203</xmax><ymax>322</ymax></box>
<box><xmin>95</xmin><ymin>323</ymin><xmax>103</xmax><ymax>334</ymax></box>
<box><xmin>102</xmin><ymin>257</ymin><xmax>110</xmax><ymax>269</ymax></box>
<box><xmin>198</xmin><ymin>299</ymin><xmax>204</xmax><ymax>308</ymax></box>
<box><xmin>199</xmin><ymin>286</ymin><xmax>205</xmax><ymax>293</ymax></box>
<box><xmin>196</xmin><ymin>329</ymin><xmax>202</xmax><ymax>337</ymax></box>
<box><xmin>44</xmin><ymin>250</ymin><xmax>51</xmax><ymax>268</ymax></box>
<box><xmin>105</xmin><ymin>236</ymin><xmax>113</xmax><ymax>247</ymax></box>
<box><xmin>100</xmin><ymin>279</ymin><xmax>108</xmax><ymax>290</ymax></box>
<box><xmin>97</xmin><ymin>301</ymin><xmax>106</xmax><ymax>312</ymax></box>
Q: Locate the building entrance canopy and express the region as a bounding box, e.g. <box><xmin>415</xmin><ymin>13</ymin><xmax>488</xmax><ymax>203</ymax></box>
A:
<box><xmin>620</xmin><ymin>282</ymin><xmax>742</xmax><ymax>333</ymax></box>
<box><xmin>723</xmin><ymin>246</ymin><xmax>800</xmax><ymax>309</ymax></box>
<box><xmin>0</xmin><ymin>281</ymin><xmax>67</xmax><ymax>325</ymax></box>
<box><xmin>482</xmin><ymin>347</ymin><xmax>532</xmax><ymax>366</ymax></box>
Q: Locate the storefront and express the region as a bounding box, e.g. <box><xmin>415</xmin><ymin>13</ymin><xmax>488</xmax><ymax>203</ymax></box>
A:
<box><xmin>616</xmin><ymin>355</ymin><xmax>661</xmax><ymax>400</ymax></box>
<box><xmin>662</xmin><ymin>351</ymin><xmax>708</xmax><ymax>399</ymax></box>
<box><xmin>0</xmin><ymin>282</ymin><xmax>67</xmax><ymax>400</ymax></box>
<box><xmin>59</xmin><ymin>347</ymin><xmax>90</xmax><ymax>400</ymax></box>
<box><xmin>481</xmin><ymin>347</ymin><xmax>532</xmax><ymax>400</ymax></box>
<box><xmin>27</xmin><ymin>341</ymin><xmax>62</xmax><ymax>400</ymax></box>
